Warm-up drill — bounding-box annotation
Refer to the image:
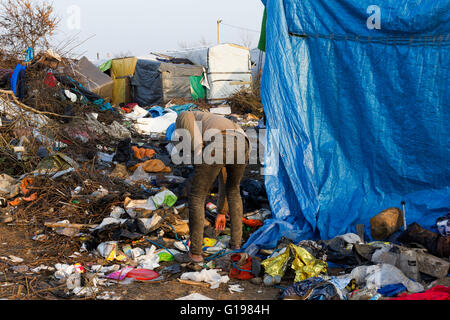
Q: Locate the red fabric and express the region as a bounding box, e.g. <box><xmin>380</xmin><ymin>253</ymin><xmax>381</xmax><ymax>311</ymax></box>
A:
<box><xmin>242</xmin><ymin>218</ymin><xmax>264</xmax><ymax>227</ymax></box>
<box><xmin>389</xmin><ymin>286</ymin><xmax>450</xmax><ymax>300</ymax></box>
<box><xmin>122</xmin><ymin>103</ymin><xmax>138</xmax><ymax>113</ymax></box>
<box><xmin>229</xmin><ymin>253</ymin><xmax>254</xmax><ymax>280</ymax></box>
<box><xmin>44</xmin><ymin>73</ymin><xmax>57</xmax><ymax>87</ymax></box>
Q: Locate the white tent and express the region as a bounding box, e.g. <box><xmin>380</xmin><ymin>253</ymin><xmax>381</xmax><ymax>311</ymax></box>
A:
<box><xmin>164</xmin><ymin>43</ymin><xmax>263</xmax><ymax>103</ymax></box>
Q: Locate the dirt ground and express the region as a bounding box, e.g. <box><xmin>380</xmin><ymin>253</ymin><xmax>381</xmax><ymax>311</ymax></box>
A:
<box><xmin>0</xmin><ymin>160</ymin><xmax>282</xmax><ymax>301</ymax></box>
<box><xmin>0</xmin><ymin>223</ymin><xmax>283</xmax><ymax>300</ymax></box>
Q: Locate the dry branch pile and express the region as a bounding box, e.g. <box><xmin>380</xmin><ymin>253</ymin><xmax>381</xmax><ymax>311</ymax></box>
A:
<box><xmin>226</xmin><ymin>80</ymin><xmax>263</xmax><ymax>117</ymax></box>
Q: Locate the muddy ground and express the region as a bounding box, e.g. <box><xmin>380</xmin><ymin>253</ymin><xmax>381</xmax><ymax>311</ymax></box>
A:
<box><xmin>0</xmin><ymin>215</ymin><xmax>284</xmax><ymax>301</ymax></box>
<box><xmin>0</xmin><ymin>160</ymin><xmax>286</xmax><ymax>301</ymax></box>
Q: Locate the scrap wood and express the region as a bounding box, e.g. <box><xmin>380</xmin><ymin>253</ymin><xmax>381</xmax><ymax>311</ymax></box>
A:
<box><xmin>177</xmin><ymin>278</ymin><xmax>211</xmax><ymax>288</ymax></box>
<box><xmin>44</xmin><ymin>222</ymin><xmax>99</xmax><ymax>229</ymax></box>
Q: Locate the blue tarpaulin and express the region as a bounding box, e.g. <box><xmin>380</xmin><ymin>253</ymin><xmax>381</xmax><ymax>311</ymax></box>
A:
<box><xmin>244</xmin><ymin>0</ymin><xmax>449</xmax><ymax>253</ymax></box>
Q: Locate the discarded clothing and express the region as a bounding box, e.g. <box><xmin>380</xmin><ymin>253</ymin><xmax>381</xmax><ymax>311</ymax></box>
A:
<box><xmin>165</xmin><ymin>123</ymin><xmax>176</xmax><ymax>141</ymax></box>
<box><xmin>54</xmin><ymin>74</ymin><xmax>112</xmax><ymax>111</ymax></box>
<box><xmin>24</xmin><ymin>47</ymin><xmax>34</xmax><ymax>62</ymax></box>
<box><xmin>44</xmin><ymin>73</ymin><xmax>57</xmax><ymax>88</ymax></box>
<box><xmin>10</xmin><ymin>64</ymin><xmax>27</xmax><ymax>99</ymax></box>
<box><xmin>168</xmin><ymin>103</ymin><xmax>198</xmax><ymax>115</ymax></box>
<box><xmin>130</xmin><ymin>159</ymin><xmax>171</xmax><ymax>173</ymax></box>
<box><xmin>398</xmin><ymin>223</ymin><xmax>450</xmax><ymax>258</ymax></box>
<box><xmin>131</xmin><ymin>146</ymin><xmax>156</xmax><ymax>160</ymax></box>
<box><xmin>148</xmin><ymin>106</ymin><xmax>165</xmax><ymax>118</ymax></box>
<box><xmin>122</xmin><ymin>103</ymin><xmax>138</xmax><ymax>113</ymax></box>
<box><xmin>113</xmin><ymin>138</ymin><xmax>133</xmax><ymax>164</ymax></box>
<box><xmin>319</xmin><ymin>236</ymin><xmax>359</xmax><ymax>266</ymax></box>
<box><xmin>0</xmin><ymin>69</ymin><xmax>12</xmax><ymax>88</ymax></box>
<box><xmin>390</xmin><ymin>286</ymin><xmax>450</xmax><ymax>300</ymax></box>
<box><xmin>377</xmin><ymin>284</ymin><xmax>407</xmax><ymax>297</ymax></box>
<box><xmin>281</xmin><ymin>277</ymin><xmax>340</xmax><ymax>300</ymax></box>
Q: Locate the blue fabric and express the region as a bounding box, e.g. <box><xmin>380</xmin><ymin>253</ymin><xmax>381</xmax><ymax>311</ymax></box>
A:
<box><xmin>378</xmin><ymin>284</ymin><xmax>407</xmax><ymax>297</ymax></box>
<box><xmin>168</xmin><ymin>103</ymin><xmax>198</xmax><ymax>115</ymax></box>
<box><xmin>165</xmin><ymin>123</ymin><xmax>176</xmax><ymax>141</ymax></box>
<box><xmin>242</xmin><ymin>219</ymin><xmax>307</xmax><ymax>255</ymax></box>
<box><xmin>246</xmin><ymin>0</ymin><xmax>450</xmax><ymax>250</ymax></box>
<box><xmin>24</xmin><ymin>47</ymin><xmax>33</xmax><ymax>63</ymax></box>
<box><xmin>93</xmin><ymin>99</ymin><xmax>113</xmax><ymax>112</ymax></box>
<box><xmin>10</xmin><ymin>64</ymin><xmax>26</xmax><ymax>96</ymax></box>
<box><xmin>149</xmin><ymin>106</ymin><xmax>165</xmax><ymax>118</ymax></box>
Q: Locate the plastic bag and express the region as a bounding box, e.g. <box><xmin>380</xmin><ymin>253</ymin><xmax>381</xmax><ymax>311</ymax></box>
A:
<box><xmin>97</xmin><ymin>241</ymin><xmax>118</xmax><ymax>261</ymax></box>
<box><xmin>106</xmin><ymin>266</ymin><xmax>134</xmax><ymax>281</ymax></box>
<box><xmin>152</xmin><ymin>189</ymin><xmax>178</xmax><ymax>208</ymax></box>
<box><xmin>349</xmin><ymin>264</ymin><xmax>424</xmax><ymax>293</ymax></box>
<box><xmin>126</xmin><ymin>166</ymin><xmax>152</xmax><ymax>183</ymax></box>
<box><xmin>135</xmin><ymin>245</ymin><xmax>160</xmax><ymax>270</ymax></box>
<box><xmin>180</xmin><ymin>269</ymin><xmax>230</xmax><ymax>289</ymax></box>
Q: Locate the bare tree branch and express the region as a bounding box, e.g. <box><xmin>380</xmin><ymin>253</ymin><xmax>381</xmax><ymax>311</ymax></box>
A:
<box><xmin>0</xmin><ymin>0</ymin><xmax>59</xmax><ymax>56</ymax></box>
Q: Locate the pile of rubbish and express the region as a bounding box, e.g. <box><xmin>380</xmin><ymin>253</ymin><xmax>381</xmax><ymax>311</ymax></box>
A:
<box><xmin>0</xmin><ymin>49</ymin><xmax>448</xmax><ymax>301</ymax></box>
<box><xmin>0</xmin><ymin>48</ymin><xmax>269</xmax><ymax>300</ymax></box>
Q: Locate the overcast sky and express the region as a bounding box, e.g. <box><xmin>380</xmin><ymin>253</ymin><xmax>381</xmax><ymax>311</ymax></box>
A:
<box><xmin>50</xmin><ymin>0</ymin><xmax>265</xmax><ymax>60</ymax></box>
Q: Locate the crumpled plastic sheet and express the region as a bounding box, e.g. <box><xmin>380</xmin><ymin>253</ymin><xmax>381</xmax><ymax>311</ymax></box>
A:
<box><xmin>261</xmin><ymin>243</ymin><xmax>327</xmax><ymax>282</ymax></box>
<box><xmin>347</xmin><ymin>264</ymin><xmax>424</xmax><ymax>293</ymax></box>
<box><xmin>180</xmin><ymin>269</ymin><xmax>230</xmax><ymax>289</ymax></box>
<box><xmin>281</xmin><ymin>277</ymin><xmax>340</xmax><ymax>300</ymax></box>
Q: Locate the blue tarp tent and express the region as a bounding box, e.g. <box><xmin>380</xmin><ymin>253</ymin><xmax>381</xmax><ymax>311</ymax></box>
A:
<box><xmin>244</xmin><ymin>0</ymin><xmax>449</xmax><ymax>254</ymax></box>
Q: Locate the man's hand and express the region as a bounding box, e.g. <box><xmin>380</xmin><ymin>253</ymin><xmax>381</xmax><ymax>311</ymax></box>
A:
<box><xmin>215</xmin><ymin>214</ymin><xmax>226</xmax><ymax>231</ymax></box>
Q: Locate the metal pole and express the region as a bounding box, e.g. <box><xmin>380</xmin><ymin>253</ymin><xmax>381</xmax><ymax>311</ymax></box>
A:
<box><xmin>217</xmin><ymin>19</ymin><xmax>223</xmax><ymax>44</ymax></box>
<box><xmin>401</xmin><ymin>201</ymin><xmax>407</xmax><ymax>231</ymax></box>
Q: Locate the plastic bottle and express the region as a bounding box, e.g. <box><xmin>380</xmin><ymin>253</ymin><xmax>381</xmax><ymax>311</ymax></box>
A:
<box><xmin>263</xmin><ymin>274</ymin><xmax>274</xmax><ymax>286</ymax></box>
<box><xmin>263</xmin><ymin>274</ymin><xmax>281</xmax><ymax>286</ymax></box>
<box><xmin>273</xmin><ymin>275</ymin><xmax>282</xmax><ymax>284</ymax></box>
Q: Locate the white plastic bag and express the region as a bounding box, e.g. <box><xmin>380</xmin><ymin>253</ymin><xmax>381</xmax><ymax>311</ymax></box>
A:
<box><xmin>349</xmin><ymin>264</ymin><xmax>424</xmax><ymax>293</ymax></box>
<box><xmin>124</xmin><ymin>105</ymin><xmax>149</xmax><ymax>121</ymax></box>
<box><xmin>134</xmin><ymin>109</ymin><xmax>178</xmax><ymax>135</ymax></box>
<box><xmin>176</xmin><ymin>293</ymin><xmax>213</xmax><ymax>300</ymax></box>
<box><xmin>180</xmin><ymin>269</ymin><xmax>229</xmax><ymax>289</ymax></box>
<box><xmin>135</xmin><ymin>245</ymin><xmax>160</xmax><ymax>270</ymax></box>
<box><xmin>96</xmin><ymin>241</ymin><xmax>118</xmax><ymax>260</ymax></box>
<box><xmin>126</xmin><ymin>166</ymin><xmax>152</xmax><ymax>184</ymax></box>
